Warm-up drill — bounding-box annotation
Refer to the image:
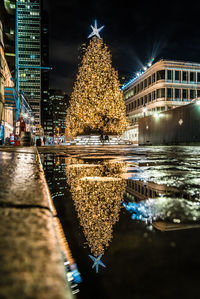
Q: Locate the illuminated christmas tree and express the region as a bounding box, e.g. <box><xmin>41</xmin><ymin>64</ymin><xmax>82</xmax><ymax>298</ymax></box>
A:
<box><xmin>66</xmin><ymin>21</ymin><xmax>127</xmax><ymax>137</ymax></box>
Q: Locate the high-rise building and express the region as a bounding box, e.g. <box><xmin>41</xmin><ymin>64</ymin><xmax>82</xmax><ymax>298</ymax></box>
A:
<box><xmin>41</xmin><ymin>9</ymin><xmax>52</xmax><ymax>136</ymax></box>
<box><xmin>0</xmin><ymin>0</ymin><xmax>15</xmax><ymax>72</ymax></box>
<box><xmin>16</xmin><ymin>0</ymin><xmax>41</xmax><ymax>125</ymax></box>
<box><xmin>49</xmin><ymin>89</ymin><xmax>69</xmax><ymax>137</ymax></box>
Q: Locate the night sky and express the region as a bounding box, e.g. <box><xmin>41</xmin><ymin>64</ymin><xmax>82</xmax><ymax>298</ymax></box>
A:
<box><xmin>43</xmin><ymin>0</ymin><xmax>200</xmax><ymax>95</ymax></box>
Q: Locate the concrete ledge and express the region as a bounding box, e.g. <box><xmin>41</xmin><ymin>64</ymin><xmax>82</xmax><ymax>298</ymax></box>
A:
<box><xmin>0</xmin><ymin>147</ymin><xmax>71</xmax><ymax>299</ymax></box>
<box><xmin>0</xmin><ymin>208</ymin><xmax>67</xmax><ymax>299</ymax></box>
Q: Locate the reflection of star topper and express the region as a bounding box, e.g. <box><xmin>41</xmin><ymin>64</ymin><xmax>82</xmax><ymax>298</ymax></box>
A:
<box><xmin>88</xmin><ymin>20</ymin><xmax>104</xmax><ymax>39</ymax></box>
<box><xmin>89</xmin><ymin>254</ymin><xmax>106</xmax><ymax>273</ymax></box>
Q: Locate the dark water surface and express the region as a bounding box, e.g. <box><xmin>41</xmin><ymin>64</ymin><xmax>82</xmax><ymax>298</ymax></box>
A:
<box><xmin>41</xmin><ymin>146</ymin><xmax>200</xmax><ymax>299</ymax></box>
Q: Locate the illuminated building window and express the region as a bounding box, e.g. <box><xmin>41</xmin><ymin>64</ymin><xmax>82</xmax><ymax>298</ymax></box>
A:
<box><xmin>157</xmin><ymin>70</ymin><xmax>165</xmax><ymax>80</ymax></box>
<box><xmin>156</xmin><ymin>89</ymin><xmax>160</xmax><ymax>98</ymax></box>
<box><xmin>148</xmin><ymin>76</ymin><xmax>151</xmax><ymax>86</ymax></box>
<box><xmin>148</xmin><ymin>93</ymin><xmax>152</xmax><ymax>102</ymax></box>
<box><xmin>175</xmin><ymin>89</ymin><xmax>180</xmax><ymax>99</ymax></box>
<box><xmin>152</xmin><ymin>90</ymin><xmax>156</xmax><ymax>100</ymax></box>
<box><xmin>190</xmin><ymin>89</ymin><xmax>195</xmax><ymax>99</ymax></box>
<box><xmin>182</xmin><ymin>71</ymin><xmax>188</xmax><ymax>81</ymax></box>
<box><xmin>152</xmin><ymin>73</ymin><xmax>155</xmax><ymax>83</ymax></box>
<box><xmin>175</xmin><ymin>70</ymin><xmax>180</xmax><ymax>81</ymax></box>
<box><xmin>182</xmin><ymin>89</ymin><xmax>187</xmax><ymax>99</ymax></box>
<box><xmin>190</xmin><ymin>72</ymin><xmax>196</xmax><ymax>82</ymax></box>
<box><xmin>167</xmin><ymin>70</ymin><xmax>172</xmax><ymax>80</ymax></box>
<box><xmin>161</xmin><ymin>88</ymin><xmax>165</xmax><ymax>98</ymax></box>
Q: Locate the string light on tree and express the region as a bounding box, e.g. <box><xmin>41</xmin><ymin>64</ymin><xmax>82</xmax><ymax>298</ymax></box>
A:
<box><xmin>66</xmin><ymin>21</ymin><xmax>127</xmax><ymax>137</ymax></box>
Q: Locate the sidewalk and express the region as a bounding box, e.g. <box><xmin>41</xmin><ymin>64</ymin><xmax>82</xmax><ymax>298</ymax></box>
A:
<box><xmin>0</xmin><ymin>146</ymin><xmax>71</xmax><ymax>299</ymax></box>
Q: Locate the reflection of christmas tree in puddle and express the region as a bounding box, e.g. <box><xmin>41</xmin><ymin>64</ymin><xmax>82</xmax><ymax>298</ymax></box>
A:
<box><xmin>76</xmin><ymin>176</ymin><xmax>123</xmax><ymax>256</ymax></box>
<box><xmin>66</xmin><ymin>160</ymin><xmax>126</xmax><ymax>272</ymax></box>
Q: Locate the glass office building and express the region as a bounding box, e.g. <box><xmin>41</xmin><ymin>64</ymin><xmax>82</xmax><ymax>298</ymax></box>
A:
<box><xmin>16</xmin><ymin>0</ymin><xmax>41</xmax><ymax>125</ymax></box>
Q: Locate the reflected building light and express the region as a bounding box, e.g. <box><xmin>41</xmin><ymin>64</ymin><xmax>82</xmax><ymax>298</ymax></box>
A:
<box><xmin>153</xmin><ymin>112</ymin><xmax>160</xmax><ymax>119</ymax></box>
<box><xmin>123</xmin><ymin>196</ymin><xmax>200</xmax><ymax>226</ymax></box>
<box><xmin>196</xmin><ymin>100</ymin><xmax>200</xmax><ymax>105</ymax></box>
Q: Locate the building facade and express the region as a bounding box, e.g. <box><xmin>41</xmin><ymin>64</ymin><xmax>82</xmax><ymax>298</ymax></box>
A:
<box><xmin>123</xmin><ymin>60</ymin><xmax>200</xmax><ymax>143</ymax></box>
<box><xmin>16</xmin><ymin>0</ymin><xmax>41</xmax><ymax>125</ymax></box>
<box><xmin>138</xmin><ymin>100</ymin><xmax>200</xmax><ymax>145</ymax></box>
<box><xmin>0</xmin><ymin>25</ymin><xmax>16</xmax><ymax>143</ymax></box>
<box><xmin>49</xmin><ymin>89</ymin><xmax>69</xmax><ymax>139</ymax></box>
<box><xmin>0</xmin><ymin>20</ymin><xmax>4</xmax><ymax>123</ymax></box>
<box><xmin>41</xmin><ymin>9</ymin><xmax>52</xmax><ymax>136</ymax></box>
<box><xmin>0</xmin><ymin>0</ymin><xmax>15</xmax><ymax>72</ymax></box>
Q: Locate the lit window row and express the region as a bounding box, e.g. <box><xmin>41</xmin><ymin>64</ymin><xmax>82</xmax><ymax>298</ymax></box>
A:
<box><xmin>18</xmin><ymin>24</ymin><xmax>40</xmax><ymax>28</ymax></box>
<box><xmin>18</xmin><ymin>49</ymin><xmax>40</xmax><ymax>53</ymax></box>
<box><xmin>124</xmin><ymin>69</ymin><xmax>200</xmax><ymax>100</ymax></box>
<box><xmin>18</xmin><ymin>61</ymin><xmax>40</xmax><ymax>65</ymax></box>
<box><xmin>126</xmin><ymin>88</ymin><xmax>199</xmax><ymax>113</ymax></box>
<box><xmin>127</xmin><ymin>180</ymin><xmax>159</xmax><ymax>198</ymax></box>
<box><xmin>20</xmin><ymin>84</ymin><xmax>41</xmax><ymax>88</ymax></box>
<box><xmin>19</xmin><ymin>72</ymin><xmax>40</xmax><ymax>78</ymax></box>
<box><xmin>18</xmin><ymin>38</ymin><xmax>40</xmax><ymax>42</ymax></box>
<box><xmin>18</xmin><ymin>51</ymin><xmax>40</xmax><ymax>55</ymax></box>
<box><xmin>19</xmin><ymin>82</ymin><xmax>41</xmax><ymax>86</ymax></box>
<box><xmin>18</xmin><ymin>29</ymin><xmax>40</xmax><ymax>33</ymax></box>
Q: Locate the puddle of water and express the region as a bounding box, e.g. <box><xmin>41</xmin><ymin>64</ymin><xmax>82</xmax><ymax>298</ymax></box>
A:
<box><xmin>42</xmin><ymin>146</ymin><xmax>200</xmax><ymax>299</ymax></box>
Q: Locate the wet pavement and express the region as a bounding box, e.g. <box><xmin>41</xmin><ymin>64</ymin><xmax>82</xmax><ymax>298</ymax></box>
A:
<box><xmin>39</xmin><ymin>145</ymin><xmax>200</xmax><ymax>299</ymax></box>
<box><xmin>0</xmin><ymin>147</ymin><xmax>70</xmax><ymax>299</ymax></box>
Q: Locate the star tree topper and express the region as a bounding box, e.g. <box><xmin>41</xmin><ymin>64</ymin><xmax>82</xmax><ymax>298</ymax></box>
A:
<box><xmin>89</xmin><ymin>254</ymin><xmax>106</xmax><ymax>273</ymax></box>
<box><xmin>88</xmin><ymin>20</ymin><xmax>104</xmax><ymax>39</ymax></box>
